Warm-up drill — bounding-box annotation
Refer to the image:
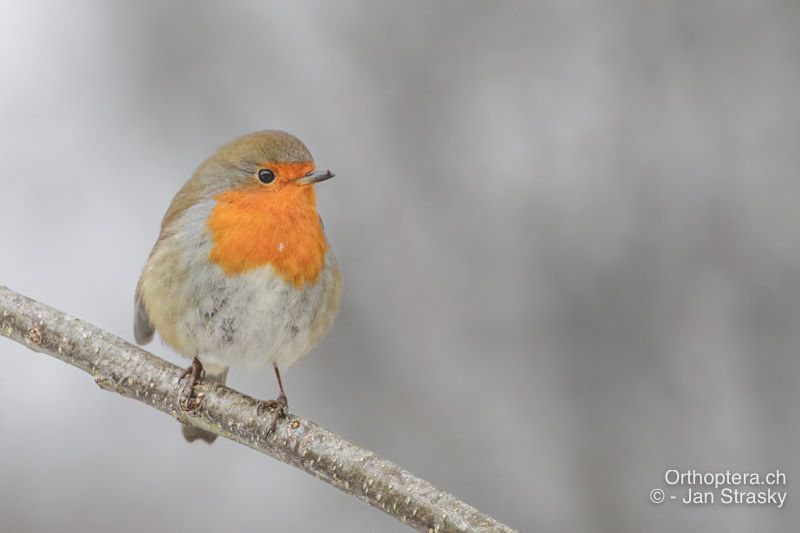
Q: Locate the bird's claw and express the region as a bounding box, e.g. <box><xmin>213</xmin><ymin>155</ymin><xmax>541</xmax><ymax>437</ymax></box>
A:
<box><xmin>179</xmin><ymin>385</ymin><xmax>204</xmax><ymax>412</ymax></box>
<box><xmin>177</xmin><ymin>357</ymin><xmax>205</xmax><ymax>412</ymax></box>
<box><xmin>257</xmin><ymin>392</ymin><xmax>288</xmax><ymax>435</ymax></box>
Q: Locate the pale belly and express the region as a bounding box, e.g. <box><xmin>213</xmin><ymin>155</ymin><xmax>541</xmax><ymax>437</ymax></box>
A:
<box><xmin>172</xmin><ymin>252</ymin><xmax>341</xmax><ymax>370</ymax></box>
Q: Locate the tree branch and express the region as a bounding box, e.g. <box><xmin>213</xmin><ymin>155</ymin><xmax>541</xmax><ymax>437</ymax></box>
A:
<box><xmin>0</xmin><ymin>286</ymin><xmax>517</xmax><ymax>533</ymax></box>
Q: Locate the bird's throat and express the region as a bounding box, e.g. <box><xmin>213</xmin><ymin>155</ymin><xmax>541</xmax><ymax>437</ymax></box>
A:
<box><xmin>207</xmin><ymin>187</ymin><xmax>328</xmax><ymax>288</ymax></box>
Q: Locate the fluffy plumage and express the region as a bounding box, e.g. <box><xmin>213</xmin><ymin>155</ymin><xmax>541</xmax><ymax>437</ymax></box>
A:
<box><xmin>134</xmin><ymin>131</ymin><xmax>341</xmax><ymax>441</ymax></box>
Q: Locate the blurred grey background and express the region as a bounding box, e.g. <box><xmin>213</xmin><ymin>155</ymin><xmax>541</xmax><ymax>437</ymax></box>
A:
<box><xmin>1</xmin><ymin>1</ymin><xmax>799</xmax><ymax>532</ymax></box>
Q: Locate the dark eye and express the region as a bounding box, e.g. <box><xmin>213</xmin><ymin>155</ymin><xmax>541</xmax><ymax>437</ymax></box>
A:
<box><xmin>258</xmin><ymin>168</ymin><xmax>276</xmax><ymax>184</ymax></box>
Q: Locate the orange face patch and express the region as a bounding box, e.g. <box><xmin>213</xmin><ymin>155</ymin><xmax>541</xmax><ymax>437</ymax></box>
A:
<box><xmin>263</xmin><ymin>162</ymin><xmax>315</xmax><ymax>183</ymax></box>
<box><xmin>207</xmin><ymin>163</ymin><xmax>328</xmax><ymax>287</ymax></box>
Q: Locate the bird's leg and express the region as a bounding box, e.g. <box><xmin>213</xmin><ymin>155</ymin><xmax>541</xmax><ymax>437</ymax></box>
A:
<box><xmin>178</xmin><ymin>356</ymin><xmax>205</xmax><ymax>411</ymax></box>
<box><xmin>257</xmin><ymin>364</ymin><xmax>289</xmax><ymax>434</ymax></box>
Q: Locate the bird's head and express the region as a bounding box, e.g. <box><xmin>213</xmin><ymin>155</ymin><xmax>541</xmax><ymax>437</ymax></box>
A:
<box><xmin>178</xmin><ymin>130</ymin><xmax>333</xmax><ymax>284</ymax></box>
<box><xmin>197</xmin><ymin>130</ymin><xmax>333</xmax><ymax>203</ymax></box>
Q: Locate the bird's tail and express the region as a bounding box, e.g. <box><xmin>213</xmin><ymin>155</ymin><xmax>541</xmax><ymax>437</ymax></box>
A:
<box><xmin>182</xmin><ymin>364</ymin><xmax>228</xmax><ymax>444</ymax></box>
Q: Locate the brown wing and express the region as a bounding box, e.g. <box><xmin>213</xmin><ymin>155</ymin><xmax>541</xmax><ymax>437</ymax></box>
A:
<box><xmin>134</xmin><ymin>278</ymin><xmax>154</xmax><ymax>344</ymax></box>
<box><xmin>133</xmin><ymin>168</ymin><xmax>207</xmax><ymax>346</ymax></box>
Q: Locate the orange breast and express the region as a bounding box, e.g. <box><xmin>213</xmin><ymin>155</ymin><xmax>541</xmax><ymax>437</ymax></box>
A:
<box><xmin>207</xmin><ymin>186</ymin><xmax>328</xmax><ymax>288</ymax></box>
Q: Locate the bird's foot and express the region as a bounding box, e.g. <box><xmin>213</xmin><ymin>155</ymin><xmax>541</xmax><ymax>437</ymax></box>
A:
<box><xmin>257</xmin><ymin>392</ymin><xmax>288</xmax><ymax>435</ymax></box>
<box><xmin>178</xmin><ymin>357</ymin><xmax>205</xmax><ymax>412</ymax></box>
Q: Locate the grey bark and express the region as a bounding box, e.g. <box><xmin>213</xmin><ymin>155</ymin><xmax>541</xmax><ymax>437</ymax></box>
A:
<box><xmin>0</xmin><ymin>286</ymin><xmax>518</xmax><ymax>533</ymax></box>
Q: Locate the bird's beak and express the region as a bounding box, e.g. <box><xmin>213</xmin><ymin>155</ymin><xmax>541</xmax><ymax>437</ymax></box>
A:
<box><xmin>294</xmin><ymin>169</ymin><xmax>335</xmax><ymax>184</ymax></box>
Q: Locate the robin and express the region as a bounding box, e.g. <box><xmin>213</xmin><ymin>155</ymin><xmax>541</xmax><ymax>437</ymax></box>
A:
<box><xmin>134</xmin><ymin>130</ymin><xmax>342</xmax><ymax>443</ymax></box>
